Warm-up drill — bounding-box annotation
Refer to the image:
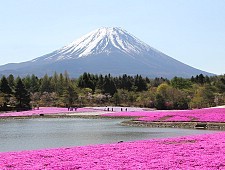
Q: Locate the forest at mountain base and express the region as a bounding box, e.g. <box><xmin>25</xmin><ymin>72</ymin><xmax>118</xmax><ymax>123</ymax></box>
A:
<box><xmin>0</xmin><ymin>72</ymin><xmax>225</xmax><ymax>111</ymax></box>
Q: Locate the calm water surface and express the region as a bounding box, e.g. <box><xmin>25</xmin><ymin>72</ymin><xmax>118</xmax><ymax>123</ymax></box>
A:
<box><xmin>0</xmin><ymin>118</ymin><xmax>216</xmax><ymax>152</ymax></box>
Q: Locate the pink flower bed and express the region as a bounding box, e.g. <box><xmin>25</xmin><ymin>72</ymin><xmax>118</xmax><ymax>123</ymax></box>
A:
<box><xmin>165</xmin><ymin>115</ymin><xmax>191</xmax><ymax>122</ymax></box>
<box><xmin>0</xmin><ymin>132</ymin><xmax>225</xmax><ymax>169</ymax></box>
<box><xmin>102</xmin><ymin>108</ymin><xmax>225</xmax><ymax>123</ymax></box>
<box><xmin>0</xmin><ymin>107</ymin><xmax>95</xmax><ymax>117</ymax></box>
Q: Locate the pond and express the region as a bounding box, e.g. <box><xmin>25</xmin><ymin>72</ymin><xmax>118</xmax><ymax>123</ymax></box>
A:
<box><xmin>0</xmin><ymin>118</ymin><xmax>216</xmax><ymax>152</ymax></box>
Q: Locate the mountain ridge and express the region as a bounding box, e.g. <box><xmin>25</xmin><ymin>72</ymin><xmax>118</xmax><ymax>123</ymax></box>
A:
<box><xmin>0</xmin><ymin>27</ymin><xmax>215</xmax><ymax>78</ymax></box>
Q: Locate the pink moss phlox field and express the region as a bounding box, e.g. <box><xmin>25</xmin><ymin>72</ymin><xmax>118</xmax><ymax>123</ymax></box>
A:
<box><xmin>102</xmin><ymin>108</ymin><xmax>225</xmax><ymax>122</ymax></box>
<box><xmin>0</xmin><ymin>107</ymin><xmax>95</xmax><ymax>117</ymax></box>
<box><xmin>1</xmin><ymin>132</ymin><xmax>225</xmax><ymax>169</ymax></box>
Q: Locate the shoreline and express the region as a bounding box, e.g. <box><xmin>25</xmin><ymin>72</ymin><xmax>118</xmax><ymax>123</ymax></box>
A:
<box><xmin>120</xmin><ymin>119</ymin><xmax>225</xmax><ymax>130</ymax></box>
<box><xmin>1</xmin><ymin>108</ymin><xmax>225</xmax><ymax>169</ymax></box>
<box><xmin>1</xmin><ymin>132</ymin><xmax>225</xmax><ymax>169</ymax></box>
<box><xmin>1</xmin><ymin>113</ymin><xmax>225</xmax><ymax>131</ymax></box>
<box><xmin>0</xmin><ymin>114</ymin><xmax>134</xmax><ymax>120</ymax></box>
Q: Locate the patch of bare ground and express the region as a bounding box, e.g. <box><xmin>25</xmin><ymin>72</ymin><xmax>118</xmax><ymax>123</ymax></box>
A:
<box><xmin>158</xmin><ymin>115</ymin><xmax>173</xmax><ymax>121</ymax></box>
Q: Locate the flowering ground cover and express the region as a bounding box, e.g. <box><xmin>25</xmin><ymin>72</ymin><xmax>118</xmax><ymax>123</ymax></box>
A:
<box><xmin>0</xmin><ymin>132</ymin><xmax>225</xmax><ymax>169</ymax></box>
<box><xmin>102</xmin><ymin>108</ymin><xmax>225</xmax><ymax>123</ymax></box>
<box><xmin>0</xmin><ymin>107</ymin><xmax>95</xmax><ymax>117</ymax></box>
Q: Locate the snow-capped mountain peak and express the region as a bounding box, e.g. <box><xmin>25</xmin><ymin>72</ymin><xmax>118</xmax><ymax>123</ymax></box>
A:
<box><xmin>1</xmin><ymin>27</ymin><xmax>214</xmax><ymax>78</ymax></box>
<box><xmin>39</xmin><ymin>27</ymin><xmax>155</xmax><ymax>62</ymax></box>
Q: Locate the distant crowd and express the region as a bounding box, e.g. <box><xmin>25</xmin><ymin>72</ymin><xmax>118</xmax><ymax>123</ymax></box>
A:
<box><xmin>104</xmin><ymin>106</ymin><xmax>128</xmax><ymax>112</ymax></box>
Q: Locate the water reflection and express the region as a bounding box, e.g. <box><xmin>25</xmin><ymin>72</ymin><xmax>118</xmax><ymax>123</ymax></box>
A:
<box><xmin>0</xmin><ymin>118</ymin><xmax>216</xmax><ymax>152</ymax></box>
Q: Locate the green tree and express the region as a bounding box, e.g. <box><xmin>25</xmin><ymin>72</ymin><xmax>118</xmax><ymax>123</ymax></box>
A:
<box><xmin>127</xmin><ymin>91</ymin><xmax>136</xmax><ymax>106</ymax></box>
<box><xmin>63</xmin><ymin>71</ymin><xmax>70</xmax><ymax>89</ymax></box>
<box><xmin>96</xmin><ymin>74</ymin><xmax>104</xmax><ymax>91</ymax></box>
<box><xmin>156</xmin><ymin>83</ymin><xmax>189</xmax><ymax>109</ymax></box>
<box><xmin>215</xmin><ymin>77</ymin><xmax>225</xmax><ymax>93</ymax></box>
<box><xmin>103</xmin><ymin>75</ymin><xmax>117</xmax><ymax>95</ymax></box>
<box><xmin>23</xmin><ymin>75</ymin><xmax>31</xmax><ymax>91</ymax></box>
<box><xmin>0</xmin><ymin>76</ymin><xmax>12</xmax><ymax>94</ymax></box>
<box><xmin>0</xmin><ymin>76</ymin><xmax>12</xmax><ymax>109</ymax></box>
<box><xmin>171</xmin><ymin>89</ymin><xmax>189</xmax><ymax>109</ymax></box>
<box><xmin>189</xmin><ymin>85</ymin><xmax>215</xmax><ymax>108</ymax></box>
<box><xmin>201</xmin><ymin>85</ymin><xmax>216</xmax><ymax>107</ymax></box>
<box><xmin>77</xmin><ymin>72</ymin><xmax>95</xmax><ymax>91</ymax></box>
<box><xmin>112</xmin><ymin>92</ymin><xmax>121</xmax><ymax>106</ymax></box>
<box><xmin>134</xmin><ymin>75</ymin><xmax>147</xmax><ymax>91</ymax></box>
<box><xmin>15</xmin><ymin>78</ymin><xmax>31</xmax><ymax>110</ymax></box>
<box><xmin>62</xmin><ymin>84</ymin><xmax>78</xmax><ymax>107</ymax></box>
<box><xmin>170</xmin><ymin>77</ymin><xmax>192</xmax><ymax>89</ymax></box>
<box><xmin>156</xmin><ymin>83</ymin><xmax>171</xmax><ymax>99</ymax></box>
<box><xmin>190</xmin><ymin>93</ymin><xmax>204</xmax><ymax>109</ymax></box>
<box><xmin>30</xmin><ymin>74</ymin><xmax>39</xmax><ymax>93</ymax></box>
<box><xmin>120</xmin><ymin>74</ymin><xmax>133</xmax><ymax>91</ymax></box>
<box><xmin>7</xmin><ymin>74</ymin><xmax>15</xmax><ymax>90</ymax></box>
<box><xmin>155</xmin><ymin>93</ymin><xmax>166</xmax><ymax>110</ymax></box>
<box><xmin>40</xmin><ymin>74</ymin><xmax>52</xmax><ymax>93</ymax></box>
<box><xmin>57</xmin><ymin>73</ymin><xmax>65</xmax><ymax>96</ymax></box>
<box><xmin>51</xmin><ymin>72</ymin><xmax>59</xmax><ymax>93</ymax></box>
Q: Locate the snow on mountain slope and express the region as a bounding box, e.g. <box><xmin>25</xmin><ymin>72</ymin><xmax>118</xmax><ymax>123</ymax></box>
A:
<box><xmin>32</xmin><ymin>27</ymin><xmax>161</xmax><ymax>62</ymax></box>
<box><xmin>0</xmin><ymin>27</ymin><xmax>215</xmax><ymax>78</ymax></box>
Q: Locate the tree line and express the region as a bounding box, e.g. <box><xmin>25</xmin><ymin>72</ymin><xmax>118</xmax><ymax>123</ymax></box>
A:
<box><xmin>0</xmin><ymin>72</ymin><xmax>225</xmax><ymax>111</ymax></box>
<box><xmin>0</xmin><ymin>76</ymin><xmax>30</xmax><ymax>111</ymax></box>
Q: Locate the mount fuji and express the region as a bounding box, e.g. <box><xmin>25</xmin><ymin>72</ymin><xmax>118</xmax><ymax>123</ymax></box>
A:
<box><xmin>0</xmin><ymin>27</ymin><xmax>214</xmax><ymax>78</ymax></box>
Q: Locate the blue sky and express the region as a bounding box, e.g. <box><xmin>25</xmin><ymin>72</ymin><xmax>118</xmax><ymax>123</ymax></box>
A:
<box><xmin>0</xmin><ymin>0</ymin><xmax>225</xmax><ymax>75</ymax></box>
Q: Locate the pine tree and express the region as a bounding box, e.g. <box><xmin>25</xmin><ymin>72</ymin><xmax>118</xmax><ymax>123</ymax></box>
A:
<box><xmin>134</xmin><ymin>75</ymin><xmax>147</xmax><ymax>91</ymax></box>
<box><xmin>155</xmin><ymin>93</ymin><xmax>166</xmax><ymax>110</ymax></box>
<box><xmin>7</xmin><ymin>74</ymin><xmax>15</xmax><ymax>90</ymax></box>
<box><xmin>30</xmin><ymin>74</ymin><xmax>39</xmax><ymax>93</ymax></box>
<box><xmin>51</xmin><ymin>72</ymin><xmax>59</xmax><ymax>92</ymax></box>
<box><xmin>96</xmin><ymin>74</ymin><xmax>104</xmax><ymax>91</ymax></box>
<box><xmin>103</xmin><ymin>75</ymin><xmax>117</xmax><ymax>95</ymax></box>
<box><xmin>40</xmin><ymin>74</ymin><xmax>52</xmax><ymax>93</ymax></box>
<box><xmin>198</xmin><ymin>74</ymin><xmax>205</xmax><ymax>84</ymax></box>
<box><xmin>63</xmin><ymin>70</ymin><xmax>70</xmax><ymax>88</ymax></box>
<box><xmin>57</xmin><ymin>73</ymin><xmax>65</xmax><ymax>96</ymax></box>
<box><xmin>0</xmin><ymin>76</ymin><xmax>12</xmax><ymax>109</ymax></box>
<box><xmin>15</xmin><ymin>78</ymin><xmax>31</xmax><ymax>110</ymax></box>
<box><xmin>62</xmin><ymin>84</ymin><xmax>78</xmax><ymax>107</ymax></box>
<box><xmin>0</xmin><ymin>76</ymin><xmax>12</xmax><ymax>94</ymax></box>
<box><xmin>112</xmin><ymin>92</ymin><xmax>121</xmax><ymax>106</ymax></box>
